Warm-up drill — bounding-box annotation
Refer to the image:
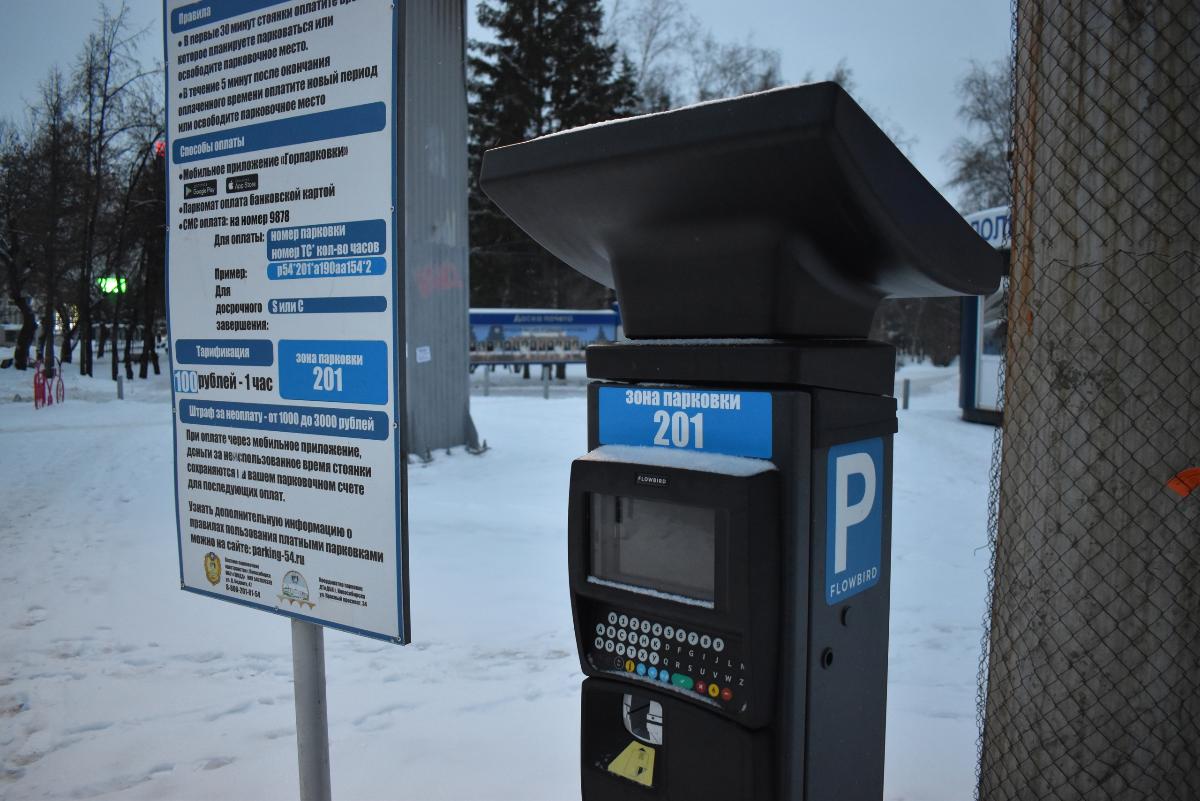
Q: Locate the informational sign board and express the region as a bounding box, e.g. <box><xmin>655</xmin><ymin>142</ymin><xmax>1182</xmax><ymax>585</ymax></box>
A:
<box><xmin>165</xmin><ymin>0</ymin><xmax>407</xmax><ymax>643</ymax></box>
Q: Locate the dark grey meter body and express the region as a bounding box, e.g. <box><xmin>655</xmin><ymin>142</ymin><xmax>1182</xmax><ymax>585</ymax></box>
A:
<box><xmin>568</xmin><ymin>364</ymin><xmax>898</xmax><ymax>801</ymax></box>
<box><xmin>569</xmin><ymin>455</ymin><xmax>780</xmax><ymax>729</ymax></box>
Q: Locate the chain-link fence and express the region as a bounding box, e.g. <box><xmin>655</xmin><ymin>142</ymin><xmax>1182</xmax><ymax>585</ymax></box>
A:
<box><xmin>976</xmin><ymin>1</ymin><xmax>1200</xmax><ymax>799</ymax></box>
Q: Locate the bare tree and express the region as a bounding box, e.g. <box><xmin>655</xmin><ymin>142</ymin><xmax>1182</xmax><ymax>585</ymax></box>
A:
<box><xmin>0</xmin><ymin>132</ymin><xmax>39</xmax><ymax>370</ymax></box>
<box><xmin>611</xmin><ymin>0</ymin><xmax>783</xmax><ymax>109</ymax></box>
<box><xmin>71</xmin><ymin>1</ymin><xmax>157</xmax><ymax>377</ymax></box>
<box><xmin>609</xmin><ymin>0</ymin><xmax>694</xmax><ymax>111</ymax></box>
<box><xmin>32</xmin><ymin>70</ymin><xmax>80</xmax><ymax>369</ymax></box>
<box><xmin>945</xmin><ymin>57</ymin><xmax>1011</xmax><ymax>212</ymax></box>
<box><xmin>688</xmin><ymin>33</ymin><xmax>782</xmax><ymax>101</ymax></box>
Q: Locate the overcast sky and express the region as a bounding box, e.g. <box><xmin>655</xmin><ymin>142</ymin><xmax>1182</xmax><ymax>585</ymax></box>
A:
<box><xmin>0</xmin><ymin>0</ymin><xmax>1009</xmax><ymax>207</ymax></box>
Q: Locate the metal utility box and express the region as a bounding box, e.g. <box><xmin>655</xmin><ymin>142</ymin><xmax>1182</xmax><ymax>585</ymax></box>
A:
<box><xmin>480</xmin><ymin>83</ymin><xmax>1002</xmax><ymax>800</ymax></box>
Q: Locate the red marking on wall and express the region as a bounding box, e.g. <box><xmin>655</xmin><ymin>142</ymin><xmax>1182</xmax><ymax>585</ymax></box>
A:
<box><xmin>415</xmin><ymin>262</ymin><xmax>463</xmax><ymax>299</ymax></box>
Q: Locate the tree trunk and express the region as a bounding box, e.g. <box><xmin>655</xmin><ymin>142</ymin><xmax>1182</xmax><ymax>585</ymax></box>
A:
<box><xmin>39</xmin><ymin>310</ymin><xmax>54</xmax><ymax>369</ymax></box>
<box><xmin>7</xmin><ymin>295</ymin><xmax>36</xmax><ymax>371</ymax></box>
<box><xmin>58</xmin><ymin>317</ymin><xmax>73</xmax><ymax>365</ymax></box>
<box><xmin>110</xmin><ymin>298</ymin><xmax>119</xmax><ymax>381</ymax></box>
<box><xmin>123</xmin><ymin>324</ymin><xmax>133</xmax><ymax>380</ymax></box>
<box><xmin>979</xmin><ymin>2</ymin><xmax>1200</xmax><ymax>798</ymax></box>
<box><xmin>13</xmin><ymin>300</ymin><xmax>36</xmax><ymax>370</ymax></box>
<box><xmin>80</xmin><ymin>306</ymin><xmax>92</xmax><ymax>375</ymax></box>
<box><xmin>140</xmin><ymin>287</ymin><xmax>159</xmax><ymax>378</ymax></box>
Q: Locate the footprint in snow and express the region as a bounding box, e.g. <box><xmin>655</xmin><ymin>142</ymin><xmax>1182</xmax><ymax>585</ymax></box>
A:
<box><xmin>0</xmin><ymin>692</ymin><xmax>29</xmax><ymax>718</ymax></box>
<box><xmin>204</xmin><ymin>700</ymin><xmax>253</xmax><ymax>722</ymax></box>
<box><xmin>11</xmin><ymin>606</ymin><xmax>48</xmax><ymax>629</ymax></box>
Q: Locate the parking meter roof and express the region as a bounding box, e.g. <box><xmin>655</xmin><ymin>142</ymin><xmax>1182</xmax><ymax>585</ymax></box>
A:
<box><xmin>480</xmin><ymin>83</ymin><xmax>1004</xmax><ymax>339</ymax></box>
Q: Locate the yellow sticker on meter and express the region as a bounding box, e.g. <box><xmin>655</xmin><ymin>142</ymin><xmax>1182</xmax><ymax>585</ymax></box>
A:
<box><xmin>607</xmin><ymin>740</ymin><xmax>656</xmax><ymax>787</ymax></box>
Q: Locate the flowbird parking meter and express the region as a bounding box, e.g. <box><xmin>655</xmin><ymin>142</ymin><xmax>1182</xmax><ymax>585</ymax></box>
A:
<box><xmin>481</xmin><ymin>83</ymin><xmax>1002</xmax><ymax>801</ymax></box>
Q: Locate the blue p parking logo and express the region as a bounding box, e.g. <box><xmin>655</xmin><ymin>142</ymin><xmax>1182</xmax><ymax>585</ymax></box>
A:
<box><xmin>825</xmin><ymin>438</ymin><xmax>883</xmax><ymax>605</ymax></box>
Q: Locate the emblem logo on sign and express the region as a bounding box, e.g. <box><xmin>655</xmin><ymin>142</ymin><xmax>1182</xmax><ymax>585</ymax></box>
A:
<box><xmin>204</xmin><ymin>552</ymin><xmax>221</xmax><ymax>586</ymax></box>
<box><xmin>825</xmin><ymin>438</ymin><xmax>884</xmax><ymax>605</ymax></box>
<box><xmin>279</xmin><ymin>570</ymin><xmax>315</xmax><ymax>609</ymax></box>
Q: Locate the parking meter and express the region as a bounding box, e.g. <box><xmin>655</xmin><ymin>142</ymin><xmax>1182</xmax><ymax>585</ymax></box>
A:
<box><xmin>481</xmin><ymin>83</ymin><xmax>1002</xmax><ymax>801</ymax></box>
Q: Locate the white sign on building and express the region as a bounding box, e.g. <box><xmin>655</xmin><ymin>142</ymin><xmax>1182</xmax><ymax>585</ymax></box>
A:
<box><xmin>166</xmin><ymin>0</ymin><xmax>407</xmax><ymax>642</ymax></box>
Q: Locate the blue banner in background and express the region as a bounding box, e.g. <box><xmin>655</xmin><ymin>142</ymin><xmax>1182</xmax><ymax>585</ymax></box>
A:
<box><xmin>597</xmin><ymin>386</ymin><xmax>772</xmax><ymax>459</ymax></box>
<box><xmin>277</xmin><ymin>340</ymin><xmax>389</xmax><ymax>405</ymax></box>
<box><xmin>173</xmin><ymin>103</ymin><xmax>386</xmax><ymax>164</ymax></box>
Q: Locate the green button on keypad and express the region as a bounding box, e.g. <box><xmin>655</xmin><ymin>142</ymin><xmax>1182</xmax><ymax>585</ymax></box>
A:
<box><xmin>671</xmin><ymin>673</ymin><xmax>694</xmax><ymax>690</ymax></box>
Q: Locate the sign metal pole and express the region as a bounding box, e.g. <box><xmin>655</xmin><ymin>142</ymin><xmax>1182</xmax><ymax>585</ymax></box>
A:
<box><xmin>292</xmin><ymin>620</ymin><xmax>331</xmax><ymax>801</ymax></box>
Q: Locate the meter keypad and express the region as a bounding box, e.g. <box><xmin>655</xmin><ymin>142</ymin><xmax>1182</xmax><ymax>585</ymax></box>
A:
<box><xmin>585</xmin><ymin>604</ymin><xmax>749</xmax><ymax>714</ymax></box>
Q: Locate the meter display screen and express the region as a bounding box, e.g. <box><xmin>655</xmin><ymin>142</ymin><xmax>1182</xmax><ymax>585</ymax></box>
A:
<box><xmin>589</xmin><ymin>494</ymin><xmax>716</xmax><ymax>603</ymax></box>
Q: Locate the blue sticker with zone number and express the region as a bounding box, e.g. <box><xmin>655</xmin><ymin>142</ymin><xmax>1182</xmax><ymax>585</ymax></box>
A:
<box><xmin>597</xmin><ymin>386</ymin><xmax>772</xmax><ymax>459</ymax></box>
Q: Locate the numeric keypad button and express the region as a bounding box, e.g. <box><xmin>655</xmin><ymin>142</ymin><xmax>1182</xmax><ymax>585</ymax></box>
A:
<box><xmin>607</xmin><ymin>612</ymin><xmax>618</xmax><ymax>624</ymax></box>
<box><xmin>687</xmin><ymin>632</ymin><xmax>699</xmax><ymax>646</ymax></box>
<box><xmin>700</xmin><ymin>635</ymin><xmax>712</xmax><ymax>648</ymax></box>
<box><xmin>651</xmin><ymin>623</ymin><xmax>662</xmax><ymax>636</ymax></box>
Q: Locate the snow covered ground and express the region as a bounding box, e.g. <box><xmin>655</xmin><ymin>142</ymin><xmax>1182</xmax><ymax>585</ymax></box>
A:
<box><xmin>0</xmin><ymin>358</ymin><xmax>994</xmax><ymax>800</ymax></box>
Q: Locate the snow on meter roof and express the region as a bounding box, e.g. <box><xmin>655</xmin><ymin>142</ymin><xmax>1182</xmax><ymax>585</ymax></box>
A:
<box><xmin>480</xmin><ymin>82</ymin><xmax>1005</xmax><ymax>339</ymax></box>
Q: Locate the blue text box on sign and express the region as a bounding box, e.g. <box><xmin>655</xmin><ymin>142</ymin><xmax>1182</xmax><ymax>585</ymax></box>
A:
<box><xmin>825</xmin><ymin>438</ymin><xmax>884</xmax><ymax>605</ymax></box>
<box><xmin>267</xmin><ymin>219</ymin><xmax>386</xmax><ymax>262</ymax></box>
<box><xmin>178</xmin><ymin>400</ymin><xmax>389</xmax><ymax>440</ymax></box>
<box><xmin>597</xmin><ymin>386</ymin><xmax>772</xmax><ymax>459</ymax></box>
<box><xmin>175</xmin><ymin>339</ymin><xmax>273</xmax><ymax>366</ymax></box>
<box><xmin>267</xmin><ymin>257</ymin><xmax>387</xmax><ymax>281</ymax></box>
<box><xmin>278</xmin><ymin>340</ymin><xmax>389</xmax><ymax>405</ymax></box>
